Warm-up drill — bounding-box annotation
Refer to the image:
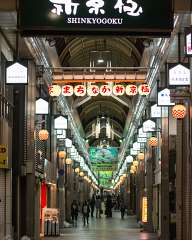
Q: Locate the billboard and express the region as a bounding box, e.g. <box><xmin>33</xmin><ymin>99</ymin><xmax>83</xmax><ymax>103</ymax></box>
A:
<box><xmin>19</xmin><ymin>0</ymin><xmax>173</xmax><ymax>36</ymax></box>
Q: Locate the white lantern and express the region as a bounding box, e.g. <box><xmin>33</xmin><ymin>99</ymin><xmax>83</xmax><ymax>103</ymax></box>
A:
<box><xmin>138</xmin><ymin>84</ymin><xmax>151</xmax><ymax>96</ymax></box>
<box><xmin>74</xmin><ymin>85</ymin><xmax>86</xmax><ymax>97</ymax></box>
<box><xmin>100</xmin><ymin>85</ymin><xmax>112</xmax><ymax>96</ymax></box>
<box><xmin>126</xmin><ymin>85</ymin><xmax>138</xmax><ymax>96</ymax></box>
<box><xmin>87</xmin><ymin>85</ymin><xmax>100</xmax><ymax>97</ymax></box>
<box><xmin>113</xmin><ymin>85</ymin><xmax>125</xmax><ymax>96</ymax></box>
<box><xmin>48</xmin><ymin>85</ymin><xmax>61</xmax><ymax>97</ymax></box>
<box><xmin>62</xmin><ymin>85</ymin><xmax>73</xmax><ymax>96</ymax></box>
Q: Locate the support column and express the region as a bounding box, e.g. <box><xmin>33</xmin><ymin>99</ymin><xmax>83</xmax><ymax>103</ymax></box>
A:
<box><xmin>160</xmin><ymin>111</ymin><xmax>170</xmax><ymax>240</ymax></box>
<box><xmin>145</xmin><ymin>150</ymin><xmax>154</xmax><ymax>232</ymax></box>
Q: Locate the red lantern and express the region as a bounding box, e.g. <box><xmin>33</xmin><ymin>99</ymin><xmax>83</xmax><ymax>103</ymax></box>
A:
<box><xmin>148</xmin><ymin>137</ymin><xmax>158</xmax><ymax>147</ymax></box>
<box><xmin>172</xmin><ymin>104</ymin><xmax>187</xmax><ymax>119</ymax></box>
<box><xmin>38</xmin><ymin>129</ymin><xmax>49</xmax><ymax>141</ymax></box>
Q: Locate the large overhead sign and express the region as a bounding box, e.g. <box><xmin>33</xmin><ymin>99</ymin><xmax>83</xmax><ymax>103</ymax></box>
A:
<box><xmin>89</xmin><ymin>147</ymin><xmax>118</xmax><ymax>171</ymax></box>
<box><xmin>48</xmin><ymin>84</ymin><xmax>151</xmax><ymax>97</ymax></box>
<box><xmin>19</xmin><ymin>0</ymin><xmax>173</xmax><ymax>36</ymax></box>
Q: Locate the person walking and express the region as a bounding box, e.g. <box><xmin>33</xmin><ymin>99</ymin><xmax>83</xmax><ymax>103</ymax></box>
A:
<box><xmin>90</xmin><ymin>195</ymin><xmax>96</xmax><ymax>218</ymax></box>
<box><xmin>82</xmin><ymin>200</ymin><xmax>90</xmax><ymax>226</ymax></box>
<box><xmin>95</xmin><ymin>196</ymin><xmax>101</xmax><ymax>218</ymax></box>
<box><xmin>120</xmin><ymin>200</ymin><xmax>126</xmax><ymax>220</ymax></box>
<box><xmin>105</xmin><ymin>195</ymin><xmax>113</xmax><ymax>218</ymax></box>
<box><xmin>71</xmin><ymin>200</ymin><xmax>78</xmax><ymax>227</ymax></box>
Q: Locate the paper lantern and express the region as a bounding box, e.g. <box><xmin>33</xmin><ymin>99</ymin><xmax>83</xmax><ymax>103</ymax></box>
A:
<box><xmin>148</xmin><ymin>137</ymin><xmax>158</xmax><ymax>147</ymax></box>
<box><xmin>131</xmin><ymin>165</ymin><xmax>137</xmax><ymax>172</ymax></box>
<box><xmin>48</xmin><ymin>85</ymin><xmax>61</xmax><ymax>97</ymax></box>
<box><xmin>126</xmin><ymin>85</ymin><xmax>138</xmax><ymax>96</ymax></box>
<box><xmin>138</xmin><ymin>153</ymin><xmax>145</xmax><ymax>161</ymax></box>
<box><xmin>172</xmin><ymin>104</ymin><xmax>187</xmax><ymax>119</ymax></box>
<box><xmin>79</xmin><ymin>171</ymin><xmax>84</xmax><ymax>177</ymax></box>
<box><xmin>65</xmin><ymin>158</ymin><xmax>72</xmax><ymax>165</ymax></box>
<box><xmin>38</xmin><ymin>129</ymin><xmax>49</xmax><ymax>141</ymax></box>
<box><xmin>58</xmin><ymin>151</ymin><xmax>66</xmax><ymax>159</ymax></box>
<box><xmin>123</xmin><ymin>173</ymin><xmax>127</xmax><ymax>178</ymax></box>
<box><xmin>75</xmin><ymin>167</ymin><xmax>80</xmax><ymax>173</ymax></box>
<box><xmin>120</xmin><ymin>175</ymin><xmax>125</xmax><ymax>181</ymax></box>
<box><xmin>130</xmin><ymin>169</ymin><xmax>135</xmax><ymax>174</ymax></box>
<box><xmin>133</xmin><ymin>160</ymin><xmax>139</xmax><ymax>167</ymax></box>
<box><xmin>113</xmin><ymin>85</ymin><xmax>125</xmax><ymax>96</ymax></box>
<box><xmin>138</xmin><ymin>84</ymin><xmax>151</xmax><ymax>96</ymax></box>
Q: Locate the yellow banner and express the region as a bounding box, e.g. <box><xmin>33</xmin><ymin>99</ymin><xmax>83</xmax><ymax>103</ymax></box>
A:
<box><xmin>0</xmin><ymin>145</ymin><xmax>8</xmax><ymax>169</ymax></box>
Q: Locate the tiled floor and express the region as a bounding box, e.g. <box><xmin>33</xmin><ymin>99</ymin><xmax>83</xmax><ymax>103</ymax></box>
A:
<box><xmin>45</xmin><ymin>212</ymin><xmax>158</xmax><ymax>240</ymax></box>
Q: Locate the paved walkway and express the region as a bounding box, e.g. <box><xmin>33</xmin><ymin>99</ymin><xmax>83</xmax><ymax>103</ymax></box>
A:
<box><xmin>45</xmin><ymin>212</ymin><xmax>158</xmax><ymax>240</ymax></box>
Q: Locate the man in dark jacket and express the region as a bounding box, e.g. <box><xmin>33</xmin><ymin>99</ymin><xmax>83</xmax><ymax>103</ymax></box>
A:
<box><xmin>71</xmin><ymin>200</ymin><xmax>78</xmax><ymax>227</ymax></box>
<box><xmin>82</xmin><ymin>200</ymin><xmax>90</xmax><ymax>226</ymax></box>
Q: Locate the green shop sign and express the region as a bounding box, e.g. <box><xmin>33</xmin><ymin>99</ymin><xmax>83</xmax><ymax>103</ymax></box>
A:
<box><xmin>19</xmin><ymin>0</ymin><xmax>173</xmax><ymax>36</ymax></box>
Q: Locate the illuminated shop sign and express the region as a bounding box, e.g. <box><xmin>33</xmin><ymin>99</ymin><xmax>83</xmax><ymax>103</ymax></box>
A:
<box><xmin>151</xmin><ymin>104</ymin><xmax>161</xmax><ymax>118</ymax></box>
<box><xmin>142</xmin><ymin>197</ymin><xmax>148</xmax><ymax>223</ymax></box>
<box><xmin>20</xmin><ymin>0</ymin><xmax>173</xmax><ymax>36</ymax></box>
<box><xmin>158</xmin><ymin>88</ymin><xmax>175</xmax><ymax>106</ymax></box>
<box><xmin>168</xmin><ymin>63</ymin><xmax>190</xmax><ymax>86</ymax></box>
<box><xmin>48</xmin><ymin>84</ymin><xmax>151</xmax><ymax>97</ymax></box>
<box><xmin>185</xmin><ymin>27</ymin><xmax>192</xmax><ymax>56</ymax></box>
<box><xmin>6</xmin><ymin>62</ymin><xmax>28</xmax><ymax>84</ymax></box>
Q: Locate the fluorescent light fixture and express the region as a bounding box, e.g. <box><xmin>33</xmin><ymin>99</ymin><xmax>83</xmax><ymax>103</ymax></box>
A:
<box><xmin>97</xmin><ymin>59</ymin><xmax>104</xmax><ymax>64</ymax></box>
<box><xmin>54</xmin><ymin>116</ymin><xmax>68</xmax><ymax>129</ymax></box>
<box><xmin>35</xmin><ymin>98</ymin><xmax>49</xmax><ymax>115</ymax></box>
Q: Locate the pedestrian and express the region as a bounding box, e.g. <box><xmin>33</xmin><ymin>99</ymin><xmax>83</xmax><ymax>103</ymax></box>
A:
<box><xmin>105</xmin><ymin>195</ymin><xmax>113</xmax><ymax>218</ymax></box>
<box><xmin>120</xmin><ymin>200</ymin><xmax>126</xmax><ymax>219</ymax></box>
<box><xmin>82</xmin><ymin>200</ymin><xmax>90</xmax><ymax>226</ymax></box>
<box><xmin>90</xmin><ymin>195</ymin><xmax>96</xmax><ymax>217</ymax></box>
<box><xmin>95</xmin><ymin>196</ymin><xmax>101</xmax><ymax>218</ymax></box>
<box><xmin>71</xmin><ymin>200</ymin><xmax>78</xmax><ymax>227</ymax></box>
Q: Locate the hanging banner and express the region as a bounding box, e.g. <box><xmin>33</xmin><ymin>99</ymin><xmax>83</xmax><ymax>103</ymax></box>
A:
<box><xmin>20</xmin><ymin>0</ymin><xmax>173</xmax><ymax>36</ymax></box>
<box><xmin>185</xmin><ymin>27</ymin><xmax>192</xmax><ymax>56</ymax></box>
<box><xmin>0</xmin><ymin>145</ymin><xmax>8</xmax><ymax>169</ymax></box>
<box><xmin>142</xmin><ymin>197</ymin><xmax>148</xmax><ymax>223</ymax></box>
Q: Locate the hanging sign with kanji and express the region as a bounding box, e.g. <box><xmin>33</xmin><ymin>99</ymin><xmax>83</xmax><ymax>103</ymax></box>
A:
<box><xmin>48</xmin><ymin>84</ymin><xmax>151</xmax><ymax>97</ymax></box>
<box><xmin>20</xmin><ymin>0</ymin><xmax>173</xmax><ymax>36</ymax></box>
<box><xmin>0</xmin><ymin>145</ymin><xmax>8</xmax><ymax>169</ymax></box>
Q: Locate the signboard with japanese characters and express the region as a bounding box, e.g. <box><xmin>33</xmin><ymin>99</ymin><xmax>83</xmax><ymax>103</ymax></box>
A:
<box><xmin>20</xmin><ymin>0</ymin><xmax>173</xmax><ymax>36</ymax></box>
<box><xmin>48</xmin><ymin>84</ymin><xmax>151</xmax><ymax>97</ymax></box>
<box><xmin>157</xmin><ymin>88</ymin><xmax>175</xmax><ymax>106</ymax></box>
<box><xmin>0</xmin><ymin>145</ymin><xmax>8</xmax><ymax>169</ymax></box>
<box><xmin>185</xmin><ymin>27</ymin><xmax>192</xmax><ymax>56</ymax></box>
<box><xmin>168</xmin><ymin>63</ymin><xmax>191</xmax><ymax>86</ymax></box>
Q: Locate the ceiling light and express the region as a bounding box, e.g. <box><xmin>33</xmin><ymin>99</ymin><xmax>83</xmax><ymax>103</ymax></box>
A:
<box><xmin>97</xmin><ymin>59</ymin><xmax>104</xmax><ymax>64</ymax></box>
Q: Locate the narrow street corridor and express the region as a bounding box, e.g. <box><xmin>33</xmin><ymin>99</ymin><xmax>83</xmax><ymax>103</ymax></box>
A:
<box><xmin>45</xmin><ymin>213</ymin><xmax>158</xmax><ymax>240</ymax></box>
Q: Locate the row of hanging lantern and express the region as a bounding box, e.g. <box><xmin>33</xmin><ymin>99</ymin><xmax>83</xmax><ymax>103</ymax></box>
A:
<box><xmin>115</xmin><ymin>103</ymin><xmax>186</xmax><ymax>181</ymax></box>
<box><xmin>48</xmin><ymin>84</ymin><xmax>151</xmax><ymax>97</ymax></box>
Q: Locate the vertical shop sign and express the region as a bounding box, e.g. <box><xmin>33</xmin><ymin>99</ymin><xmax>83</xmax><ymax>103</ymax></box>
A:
<box><xmin>0</xmin><ymin>145</ymin><xmax>8</xmax><ymax>169</ymax></box>
<box><xmin>142</xmin><ymin>196</ymin><xmax>148</xmax><ymax>223</ymax></box>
